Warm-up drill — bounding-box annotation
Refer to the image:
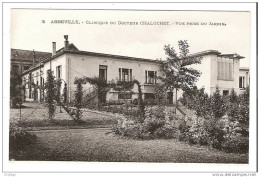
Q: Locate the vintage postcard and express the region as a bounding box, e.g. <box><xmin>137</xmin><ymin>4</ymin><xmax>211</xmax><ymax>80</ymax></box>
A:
<box><xmin>2</xmin><ymin>2</ymin><xmax>257</xmax><ymax>176</ymax></box>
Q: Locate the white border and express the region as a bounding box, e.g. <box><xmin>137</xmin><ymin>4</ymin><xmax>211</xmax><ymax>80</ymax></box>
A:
<box><xmin>2</xmin><ymin>2</ymin><xmax>258</xmax><ymax>175</ymax></box>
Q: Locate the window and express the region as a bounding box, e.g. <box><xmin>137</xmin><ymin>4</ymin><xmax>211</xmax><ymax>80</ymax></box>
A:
<box><xmin>118</xmin><ymin>92</ymin><xmax>132</xmax><ymax>99</ymax></box>
<box><xmin>217</xmin><ymin>57</ymin><xmax>234</xmax><ymax>81</ymax></box>
<box><xmin>119</xmin><ymin>68</ymin><xmax>132</xmax><ymax>81</ymax></box>
<box><xmin>239</xmin><ymin>76</ymin><xmax>245</xmax><ymax>88</ymax></box>
<box><xmin>223</xmin><ymin>90</ymin><xmax>229</xmax><ymax>96</ymax></box>
<box><xmin>144</xmin><ymin>93</ymin><xmax>155</xmax><ymax>99</ymax></box>
<box><xmin>56</xmin><ymin>65</ymin><xmax>62</xmax><ymax>79</ymax></box>
<box><xmin>145</xmin><ymin>71</ymin><xmax>157</xmax><ymax>84</ymax></box>
<box><xmin>24</xmin><ymin>66</ymin><xmax>30</xmax><ymax>71</ymax></box>
<box><xmin>99</xmin><ymin>65</ymin><xmax>107</xmax><ymax>81</ymax></box>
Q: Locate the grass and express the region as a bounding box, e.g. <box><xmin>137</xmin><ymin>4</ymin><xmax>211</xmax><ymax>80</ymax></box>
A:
<box><xmin>9</xmin><ymin>128</ymin><xmax>248</xmax><ymax>163</ymax></box>
<box><xmin>10</xmin><ymin>102</ymin><xmax>118</xmax><ymax>130</ymax></box>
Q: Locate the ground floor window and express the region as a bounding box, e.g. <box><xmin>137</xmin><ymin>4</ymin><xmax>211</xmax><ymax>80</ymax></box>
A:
<box><xmin>239</xmin><ymin>76</ymin><xmax>245</xmax><ymax>88</ymax></box>
<box><xmin>144</xmin><ymin>93</ymin><xmax>155</xmax><ymax>99</ymax></box>
<box><xmin>118</xmin><ymin>92</ymin><xmax>132</xmax><ymax>99</ymax></box>
<box><xmin>223</xmin><ymin>90</ymin><xmax>229</xmax><ymax>96</ymax></box>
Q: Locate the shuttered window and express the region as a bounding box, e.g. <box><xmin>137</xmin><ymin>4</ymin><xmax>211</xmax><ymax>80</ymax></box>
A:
<box><xmin>217</xmin><ymin>57</ymin><xmax>234</xmax><ymax>81</ymax></box>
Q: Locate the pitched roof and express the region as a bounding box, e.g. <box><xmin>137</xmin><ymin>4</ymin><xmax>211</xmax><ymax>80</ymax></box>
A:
<box><xmin>56</xmin><ymin>43</ymin><xmax>79</xmax><ymax>53</ymax></box>
<box><xmin>11</xmin><ymin>49</ymin><xmax>52</xmax><ymax>62</ymax></box>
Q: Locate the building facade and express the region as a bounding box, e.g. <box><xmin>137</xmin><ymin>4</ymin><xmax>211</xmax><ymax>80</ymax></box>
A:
<box><xmin>238</xmin><ymin>67</ymin><xmax>250</xmax><ymax>94</ymax></box>
<box><xmin>11</xmin><ymin>48</ymin><xmax>51</xmax><ymax>75</ymax></box>
<box><xmin>21</xmin><ymin>35</ymin><xmax>248</xmax><ymax>104</ymax></box>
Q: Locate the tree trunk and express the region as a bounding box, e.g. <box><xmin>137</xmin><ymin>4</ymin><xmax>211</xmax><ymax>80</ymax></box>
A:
<box><xmin>175</xmin><ymin>88</ymin><xmax>178</xmax><ymax>114</ymax></box>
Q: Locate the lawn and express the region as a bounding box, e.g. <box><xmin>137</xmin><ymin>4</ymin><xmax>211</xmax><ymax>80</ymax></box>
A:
<box><xmin>9</xmin><ymin>128</ymin><xmax>248</xmax><ymax>163</ymax></box>
<box><xmin>10</xmin><ymin>102</ymin><xmax>119</xmax><ymax>130</ymax></box>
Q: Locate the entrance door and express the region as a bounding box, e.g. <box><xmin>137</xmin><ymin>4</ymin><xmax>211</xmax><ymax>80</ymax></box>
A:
<box><xmin>167</xmin><ymin>92</ymin><xmax>173</xmax><ymax>104</ymax></box>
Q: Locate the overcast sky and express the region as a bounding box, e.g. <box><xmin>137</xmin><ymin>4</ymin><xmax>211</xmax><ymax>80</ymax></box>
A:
<box><xmin>11</xmin><ymin>9</ymin><xmax>250</xmax><ymax>67</ymax></box>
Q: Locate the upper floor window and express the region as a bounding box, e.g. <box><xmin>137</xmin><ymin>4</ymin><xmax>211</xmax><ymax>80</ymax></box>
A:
<box><xmin>239</xmin><ymin>76</ymin><xmax>245</xmax><ymax>89</ymax></box>
<box><xmin>145</xmin><ymin>70</ymin><xmax>157</xmax><ymax>84</ymax></box>
<box><xmin>24</xmin><ymin>66</ymin><xmax>30</xmax><ymax>71</ymax></box>
<box><xmin>56</xmin><ymin>65</ymin><xmax>62</xmax><ymax>79</ymax></box>
<box><xmin>119</xmin><ymin>68</ymin><xmax>132</xmax><ymax>82</ymax></box>
<box><xmin>217</xmin><ymin>57</ymin><xmax>234</xmax><ymax>81</ymax></box>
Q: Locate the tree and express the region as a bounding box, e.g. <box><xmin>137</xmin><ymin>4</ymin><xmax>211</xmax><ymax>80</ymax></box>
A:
<box><xmin>10</xmin><ymin>69</ymin><xmax>23</xmax><ymax>108</ymax></box>
<box><xmin>63</xmin><ymin>83</ymin><xmax>68</xmax><ymax>105</ymax></box>
<box><xmin>158</xmin><ymin>40</ymin><xmax>202</xmax><ymax>113</ymax></box>
<box><xmin>55</xmin><ymin>79</ymin><xmax>62</xmax><ymax>105</ymax></box>
<box><xmin>210</xmin><ymin>86</ymin><xmax>226</xmax><ymax>119</ymax></box>
<box><xmin>193</xmin><ymin>87</ymin><xmax>210</xmax><ymax>118</ymax></box>
<box><xmin>227</xmin><ymin>88</ymin><xmax>240</xmax><ymax>121</ymax></box>
<box><xmin>74</xmin><ymin>79</ymin><xmax>84</xmax><ymax>120</ymax></box>
<box><xmin>238</xmin><ymin>86</ymin><xmax>249</xmax><ymax>124</ymax></box>
<box><xmin>45</xmin><ymin>71</ymin><xmax>56</xmax><ymax>120</ymax></box>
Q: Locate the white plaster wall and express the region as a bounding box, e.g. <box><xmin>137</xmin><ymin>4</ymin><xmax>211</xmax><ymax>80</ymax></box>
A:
<box><xmin>239</xmin><ymin>69</ymin><xmax>250</xmax><ymax>94</ymax></box>
<box><xmin>210</xmin><ymin>57</ymin><xmax>240</xmax><ymax>95</ymax></box>
<box><xmin>67</xmin><ymin>53</ymin><xmax>161</xmax><ymax>102</ymax></box>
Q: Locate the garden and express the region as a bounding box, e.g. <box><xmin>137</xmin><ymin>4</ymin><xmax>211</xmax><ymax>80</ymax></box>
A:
<box><xmin>9</xmin><ymin>40</ymin><xmax>249</xmax><ymax>162</ymax></box>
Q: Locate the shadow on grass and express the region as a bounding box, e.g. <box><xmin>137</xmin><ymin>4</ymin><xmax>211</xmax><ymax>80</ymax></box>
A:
<box><xmin>20</xmin><ymin>118</ymin><xmax>117</xmax><ymax>129</ymax></box>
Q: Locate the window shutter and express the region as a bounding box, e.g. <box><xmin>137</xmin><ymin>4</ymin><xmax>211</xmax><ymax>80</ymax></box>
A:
<box><xmin>119</xmin><ymin>68</ymin><xmax>121</xmax><ymax>81</ymax></box>
<box><xmin>130</xmin><ymin>69</ymin><xmax>132</xmax><ymax>81</ymax></box>
<box><xmin>155</xmin><ymin>71</ymin><xmax>157</xmax><ymax>84</ymax></box>
<box><xmin>145</xmin><ymin>70</ymin><xmax>147</xmax><ymax>83</ymax></box>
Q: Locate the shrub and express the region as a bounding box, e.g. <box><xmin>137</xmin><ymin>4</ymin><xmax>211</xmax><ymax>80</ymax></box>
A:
<box><xmin>62</xmin><ymin>83</ymin><xmax>68</xmax><ymax>105</ymax></box>
<box><xmin>222</xmin><ymin>135</ymin><xmax>249</xmax><ymax>153</ymax></box>
<box><xmin>238</xmin><ymin>87</ymin><xmax>249</xmax><ymax>124</ymax></box>
<box><xmin>10</xmin><ymin>69</ymin><xmax>23</xmax><ymax>108</ymax></box>
<box><xmin>178</xmin><ymin>116</ymin><xmax>212</xmax><ymax>145</ymax></box>
<box><xmin>210</xmin><ymin>86</ymin><xmax>226</xmax><ymax>119</ymax></box>
<box><xmin>9</xmin><ymin>119</ymin><xmax>37</xmax><ymax>150</ymax></box>
<box><xmin>44</xmin><ymin>71</ymin><xmax>56</xmax><ymax>120</ymax></box>
<box><xmin>132</xmin><ymin>98</ymin><xmax>138</xmax><ymax>105</ymax></box>
<box><xmin>112</xmin><ymin>106</ymin><xmax>180</xmax><ymax>139</ymax></box>
<box><xmin>73</xmin><ymin>79</ymin><xmax>84</xmax><ymax>120</ymax></box>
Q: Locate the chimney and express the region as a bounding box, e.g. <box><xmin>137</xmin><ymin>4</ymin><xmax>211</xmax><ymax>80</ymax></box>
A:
<box><xmin>32</xmin><ymin>49</ymin><xmax>36</xmax><ymax>67</ymax></box>
<box><xmin>64</xmin><ymin>35</ymin><xmax>69</xmax><ymax>50</ymax></box>
<box><xmin>52</xmin><ymin>42</ymin><xmax>56</xmax><ymax>56</ymax></box>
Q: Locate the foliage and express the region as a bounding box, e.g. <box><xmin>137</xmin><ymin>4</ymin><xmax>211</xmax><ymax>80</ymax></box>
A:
<box><xmin>10</xmin><ymin>69</ymin><xmax>23</xmax><ymax>108</ymax></box>
<box><xmin>112</xmin><ymin>107</ymin><xmax>181</xmax><ymax>139</ymax></box>
<box><xmin>44</xmin><ymin>71</ymin><xmax>56</xmax><ymax>120</ymax></box>
<box><xmin>157</xmin><ymin>40</ymin><xmax>202</xmax><ymax>110</ymax></box>
<box><xmin>227</xmin><ymin>88</ymin><xmax>240</xmax><ymax>121</ymax></box>
<box><xmin>9</xmin><ymin>118</ymin><xmax>37</xmax><ymax>150</ymax></box>
<box><xmin>55</xmin><ymin>79</ymin><xmax>62</xmax><ymax>105</ymax></box>
<box><xmin>32</xmin><ymin>82</ymin><xmax>38</xmax><ymax>100</ymax></box>
<box><xmin>73</xmin><ymin>79</ymin><xmax>83</xmax><ymax>120</ymax></box>
<box><xmin>75</xmin><ymin>76</ymin><xmax>145</xmax><ymax>120</ymax></box>
<box><xmin>210</xmin><ymin>86</ymin><xmax>226</xmax><ymax>119</ymax></box>
<box><xmin>179</xmin><ymin>86</ymin><xmax>198</xmax><ymax>109</ymax></box>
<box><xmin>63</xmin><ymin>83</ymin><xmax>68</xmax><ymax>105</ymax></box>
<box><xmin>179</xmin><ymin>116</ymin><xmax>212</xmax><ymax>145</ymax></box>
<box><xmin>154</xmin><ymin>84</ymin><xmax>168</xmax><ymax>106</ymax></box>
<box><xmin>238</xmin><ymin>86</ymin><xmax>249</xmax><ymax>124</ymax></box>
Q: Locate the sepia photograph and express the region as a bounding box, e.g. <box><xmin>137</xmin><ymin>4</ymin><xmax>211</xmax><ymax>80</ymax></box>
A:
<box><xmin>2</xmin><ymin>2</ymin><xmax>258</xmax><ymax>175</ymax></box>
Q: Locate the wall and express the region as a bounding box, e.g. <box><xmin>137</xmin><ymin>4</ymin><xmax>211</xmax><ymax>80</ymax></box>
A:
<box><xmin>239</xmin><ymin>69</ymin><xmax>250</xmax><ymax>94</ymax></box>
<box><xmin>67</xmin><ymin>53</ymin><xmax>161</xmax><ymax>102</ymax></box>
<box><xmin>210</xmin><ymin>57</ymin><xmax>240</xmax><ymax>95</ymax></box>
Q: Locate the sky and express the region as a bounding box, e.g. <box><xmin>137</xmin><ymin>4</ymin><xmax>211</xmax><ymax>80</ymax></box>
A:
<box><xmin>11</xmin><ymin>9</ymin><xmax>250</xmax><ymax>67</ymax></box>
